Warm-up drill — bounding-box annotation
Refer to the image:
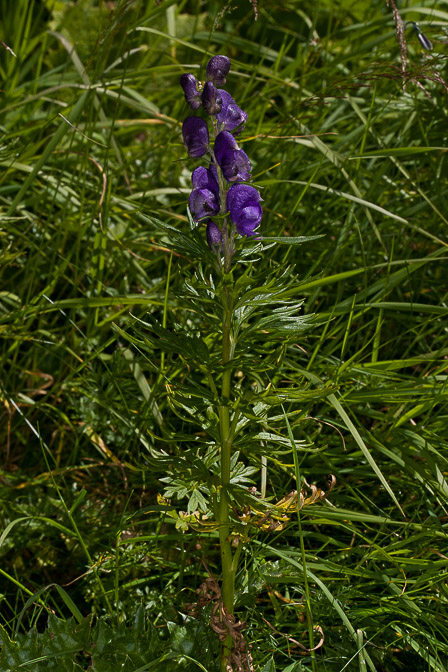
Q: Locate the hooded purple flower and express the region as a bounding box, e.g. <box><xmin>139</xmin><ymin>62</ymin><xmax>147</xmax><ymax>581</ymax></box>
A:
<box><xmin>192</xmin><ymin>164</ymin><xmax>220</xmax><ymax>192</ymax></box>
<box><xmin>180</xmin><ymin>73</ymin><xmax>202</xmax><ymax>110</ymax></box>
<box><xmin>206</xmin><ymin>220</ymin><xmax>223</xmax><ymax>250</ymax></box>
<box><xmin>206</xmin><ymin>55</ymin><xmax>231</xmax><ymax>86</ymax></box>
<box><xmin>216</xmin><ymin>90</ymin><xmax>247</xmax><ymax>132</ymax></box>
<box><xmin>227</xmin><ymin>184</ymin><xmax>262</xmax><ymax>236</ymax></box>
<box><xmin>202</xmin><ymin>81</ymin><xmax>223</xmax><ymax>115</ymax></box>
<box><xmin>188</xmin><ymin>165</ymin><xmax>220</xmax><ymax>221</ymax></box>
<box><xmin>214</xmin><ymin>131</ymin><xmax>251</xmax><ymax>183</ymax></box>
<box><xmin>182</xmin><ymin>117</ymin><xmax>209</xmax><ymax>158</ymax></box>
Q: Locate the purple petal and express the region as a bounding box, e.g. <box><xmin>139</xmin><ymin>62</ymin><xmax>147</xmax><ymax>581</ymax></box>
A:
<box><xmin>189</xmin><ymin>189</ymin><xmax>219</xmax><ymax>221</ymax></box>
<box><xmin>216</xmin><ymin>90</ymin><xmax>247</xmax><ymax>132</ymax></box>
<box><xmin>180</xmin><ymin>73</ymin><xmax>202</xmax><ymax>110</ymax></box>
<box><xmin>182</xmin><ymin>117</ymin><xmax>209</xmax><ymax>158</ymax></box>
<box><xmin>231</xmin><ymin>151</ymin><xmax>251</xmax><ymax>182</ymax></box>
<box><xmin>227</xmin><ymin>184</ymin><xmax>263</xmax><ymax>236</ymax></box>
<box><xmin>189</xmin><ymin>187</ymin><xmax>219</xmax><ymax>221</ymax></box>
<box><xmin>206</xmin><ymin>55</ymin><xmax>231</xmax><ymax>86</ymax></box>
<box><xmin>227</xmin><ymin>183</ymin><xmax>262</xmax><ymax>210</ymax></box>
<box><xmin>214</xmin><ymin>130</ymin><xmax>239</xmax><ymax>159</ymax></box>
<box><xmin>191</xmin><ymin>165</ymin><xmax>220</xmax><ymax>195</ymax></box>
<box><xmin>202</xmin><ymin>81</ymin><xmax>223</xmax><ymax>115</ymax></box>
<box><xmin>214</xmin><ymin>131</ymin><xmax>251</xmax><ymax>183</ymax></box>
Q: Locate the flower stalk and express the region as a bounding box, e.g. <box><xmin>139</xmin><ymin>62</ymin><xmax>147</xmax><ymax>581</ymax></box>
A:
<box><xmin>180</xmin><ymin>54</ymin><xmax>262</xmax><ymax>669</ymax></box>
<box><xmin>218</xmin><ymin>269</ymin><xmax>235</xmax><ymax>668</ymax></box>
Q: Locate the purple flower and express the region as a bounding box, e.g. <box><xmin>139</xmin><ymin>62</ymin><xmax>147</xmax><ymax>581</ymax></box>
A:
<box><xmin>188</xmin><ymin>165</ymin><xmax>220</xmax><ymax>221</ymax></box>
<box><xmin>189</xmin><ymin>189</ymin><xmax>219</xmax><ymax>221</ymax></box>
<box><xmin>227</xmin><ymin>184</ymin><xmax>262</xmax><ymax>236</ymax></box>
<box><xmin>206</xmin><ymin>220</ymin><xmax>223</xmax><ymax>249</ymax></box>
<box><xmin>214</xmin><ymin>131</ymin><xmax>251</xmax><ymax>183</ymax></box>
<box><xmin>180</xmin><ymin>73</ymin><xmax>202</xmax><ymax>110</ymax></box>
<box><xmin>206</xmin><ymin>55</ymin><xmax>231</xmax><ymax>86</ymax></box>
<box><xmin>192</xmin><ymin>164</ymin><xmax>220</xmax><ymax>192</ymax></box>
<box><xmin>216</xmin><ymin>90</ymin><xmax>247</xmax><ymax>132</ymax></box>
<box><xmin>202</xmin><ymin>82</ymin><xmax>223</xmax><ymax>115</ymax></box>
<box><xmin>182</xmin><ymin>117</ymin><xmax>209</xmax><ymax>158</ymax></box>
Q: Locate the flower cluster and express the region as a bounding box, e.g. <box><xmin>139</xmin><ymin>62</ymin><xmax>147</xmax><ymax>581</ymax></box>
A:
<box><xmin>180</xmin><ymin>55</ymin><xmax>262</xmax><ymax>247</ymax></box>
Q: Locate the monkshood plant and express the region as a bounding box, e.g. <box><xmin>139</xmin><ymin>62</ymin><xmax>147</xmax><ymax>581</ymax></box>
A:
<box><xmin>130</xmin><ymin>55</ymin><xmax>333</xmax><ymax>671</ymax></box>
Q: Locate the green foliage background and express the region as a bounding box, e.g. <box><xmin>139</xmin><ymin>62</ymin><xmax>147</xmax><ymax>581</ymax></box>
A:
<box><xmin>1</xmin><ymin>0</ymin><xmax>447</xmax><ymax>670</ymax></box>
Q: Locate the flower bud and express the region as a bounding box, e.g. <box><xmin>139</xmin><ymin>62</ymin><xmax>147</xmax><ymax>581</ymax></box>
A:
<box><xmin>182</xmin><ymin>117</ymin><xmax>209</xmax><ymax>158</ymax></box>
<box><xmin>206</xmin><ymin>220</ymin><xmax>223</xmax><ymax>250</ymax></box>
<box><xmin>180</xmin><ymin>73</ymin><xmax>202</xmax><ymax>110</ymax></box>
<box><xmin>206</xmin><ymin>55</ymin><xmax>231</xmax><ymax>86</ymax></box>
<box><xmin>202</xmin><ymin>81</ymin><xmax>223</xmax><ymax>115</ymax></box>
<box><xmin>214</xmin><ymin>131</ymin><xmax>251</xmax><ymax>183</ymax></box>
<box><xmin>227</xmin><ymin>184</ymin><xmax>262</xmax><ymax>236</ymax></box>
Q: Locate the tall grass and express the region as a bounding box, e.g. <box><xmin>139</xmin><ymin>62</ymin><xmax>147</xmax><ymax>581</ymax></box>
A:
<box><xmin>1</xmin><ymin>0</ymin><xmax>447</xmax><ymax>670</ymax></box>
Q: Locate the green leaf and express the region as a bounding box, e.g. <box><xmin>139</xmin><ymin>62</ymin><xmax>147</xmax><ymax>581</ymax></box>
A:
<box><xmin>327</xmin><ymin>394</ymin><xmax>405</xmax><ymax>516</ymax></box>
<box><xmin>0</xmin><ymin>617</ymin><xmax>89</xmax><ymax>672</ymax></box>
<box><xmin>140</xmin><ymin>321</ymin><xmax>210</xmax><ymax>364</ymax></box>
<box><xmin>6</xmin><ymin>92</ymin><xmax>90</xmax><ymax>217</ymax></box>
<box><xmin>91</xmin><ymin>617</ymin><xmax>160</xmax><ymax>671</ymax></box>
<box><xmin>350</xmin><ymin>146</ymin><xmax>447</xmax><ymax>158</ymax></box>
<box><xmin>261</xmin><ymin>384</ymin><xmax>335</xmax><ymax>405</ymax></box>
<box><xmin>282</xmin><ymin>663</ymin><xmax>302</xmax><ymax>672</ymax></box>
<box><xmin>261</xmin><ymin>659</ymin><xmax>276</xmax><ymax>672</ymax></box>
<box><xmin>261</xmin><ymin>235</ymin><xmax>324</xmax><ymax>245</ymax></box>
<box><xmin>139</xmin><ymin>214</ymin><xmax>212</xmax><ymax>263</ymax></box>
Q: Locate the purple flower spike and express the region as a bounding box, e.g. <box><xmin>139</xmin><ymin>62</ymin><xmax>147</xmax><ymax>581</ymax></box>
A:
<box><xmin>227</xmin><ymin>184</ymin><xmax>263</xmax><ymax>236</ymax></box>
<box><xmin>206</xmin><ymin>55</ymin><xmax>231</xmax><ymax>86</ymax></box>
<box><xmin>189</xmin><ymin>166</ymin><xmax>220</xmax><ymax>220</ymax></box>
<box><xmin>182</xmin><ymin>117</ymin><xmax>209</xmax><ymax>158</ymax></box>
<box><xmin>216</xmin><ymin>90</ymin><xmax>247</xmax><ymax>132</ymax></box>
<box><xmin>180</xmin><ymin>73</ymin><xmax>202</xmax><ymax>110</ymax></box>
<box><xmin>206</xmin><ymin>220</ymin><xmax>223</xmax><ymax>250</ymax></box>
<box><xmin>214</xmin><ymin>131</ymin><xmax>251</xmax><ymax>183</ymax></box>
<box><xmin>202</xmin><ymin>81</ymin><xmax>223</xmax><ymax>115</ymax></box>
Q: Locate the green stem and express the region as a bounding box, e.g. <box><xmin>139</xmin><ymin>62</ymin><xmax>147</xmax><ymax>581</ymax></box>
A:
<box><xmin>218</xmin><ymin>287</ymin><xmax>236</xmax><ymax>669</ymax></box>
<box><xmin>212</xmin><ymin>117</ymin><xmax>238</xmax><ymax>669</ymax></box>
<box><xmin>161</xmin><ymin>251</ymin><xmax>173</xmax><ymax>374</ymax></box>
<box><xmin>288</xmin><ymin>410</ymin><xmax>317</xmax><ymax>672</ymax></box>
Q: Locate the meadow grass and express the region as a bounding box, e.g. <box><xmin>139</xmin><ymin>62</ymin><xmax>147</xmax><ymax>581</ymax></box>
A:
<box><xmin>1</xmin><ymin>0</ymin><xmax>448</xmax><ymax>670</ymax></box>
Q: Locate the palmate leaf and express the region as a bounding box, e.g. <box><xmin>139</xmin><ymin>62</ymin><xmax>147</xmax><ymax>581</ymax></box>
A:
<box><xmin>92</xmin><ymin>617</ymin><xmax>160</xmax><ymax>671</ymax></box>
<box><xmin>0</xmin><ymin>616</ymin><xmax>90</xmax><ymax>671</ymax></box>
<box><xmin>0</xmin><ymin>625</ymin><xmax>41</xmax><ymax>670</ymax></box>
<box><xmin>252</xmin><ymin>431</ymin><xmax>307</xmax><ymax>450</ymax></box>
<box><xmin>229</xmin><ymin>266</ymin><xmax>314</xmax><ymax>341</ymax></box>
<box><xmin>260</xmin><ymin>384</ymin><xmax>336</xmax><ymax>405</ymax></box>
<box><xmin>261</xmin><ymin>235</ymin><xmax>324</xmax><ymax>245</ymax></box>
<box><xmin>168</xmin><ymin>380</ymin><xmax>216</xmax><ymax>406</ymax></box>
<box><xmin>261</xmin><ymin>658</ymin><xmax>276</xmax><ymax>672</ymax></box>
<box><xmin>140</xmin><ymin>213</ymin><xmax>213</xmax><ymax>263</ymax></box>
<box><xmin>243</xmin><ymin>308</ymin><xmax>313</xmax><ymax>336</ymax></box>
<box><xmin>155</xmin><ymin>446</ymin><xmax>220</xmax><ymax>484</ymax></box>
<box><xmin>0</xmin><ymin>611</ymin><xmax>161</xmax><ymax>672</ymax></box>
<box><xmin>166</xmin><ymin>620</ymin><xmax>218</xmax><ymax>668</ymax></box>
<box><xmin>132</xmin><ymin>319</ymin><xmax>210</xmax><ymax>365</ymax></box>
<box><xmin>233</xmin><ymin>264</ymin><xmax>301</xmax><ymax>307</ymax></box>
